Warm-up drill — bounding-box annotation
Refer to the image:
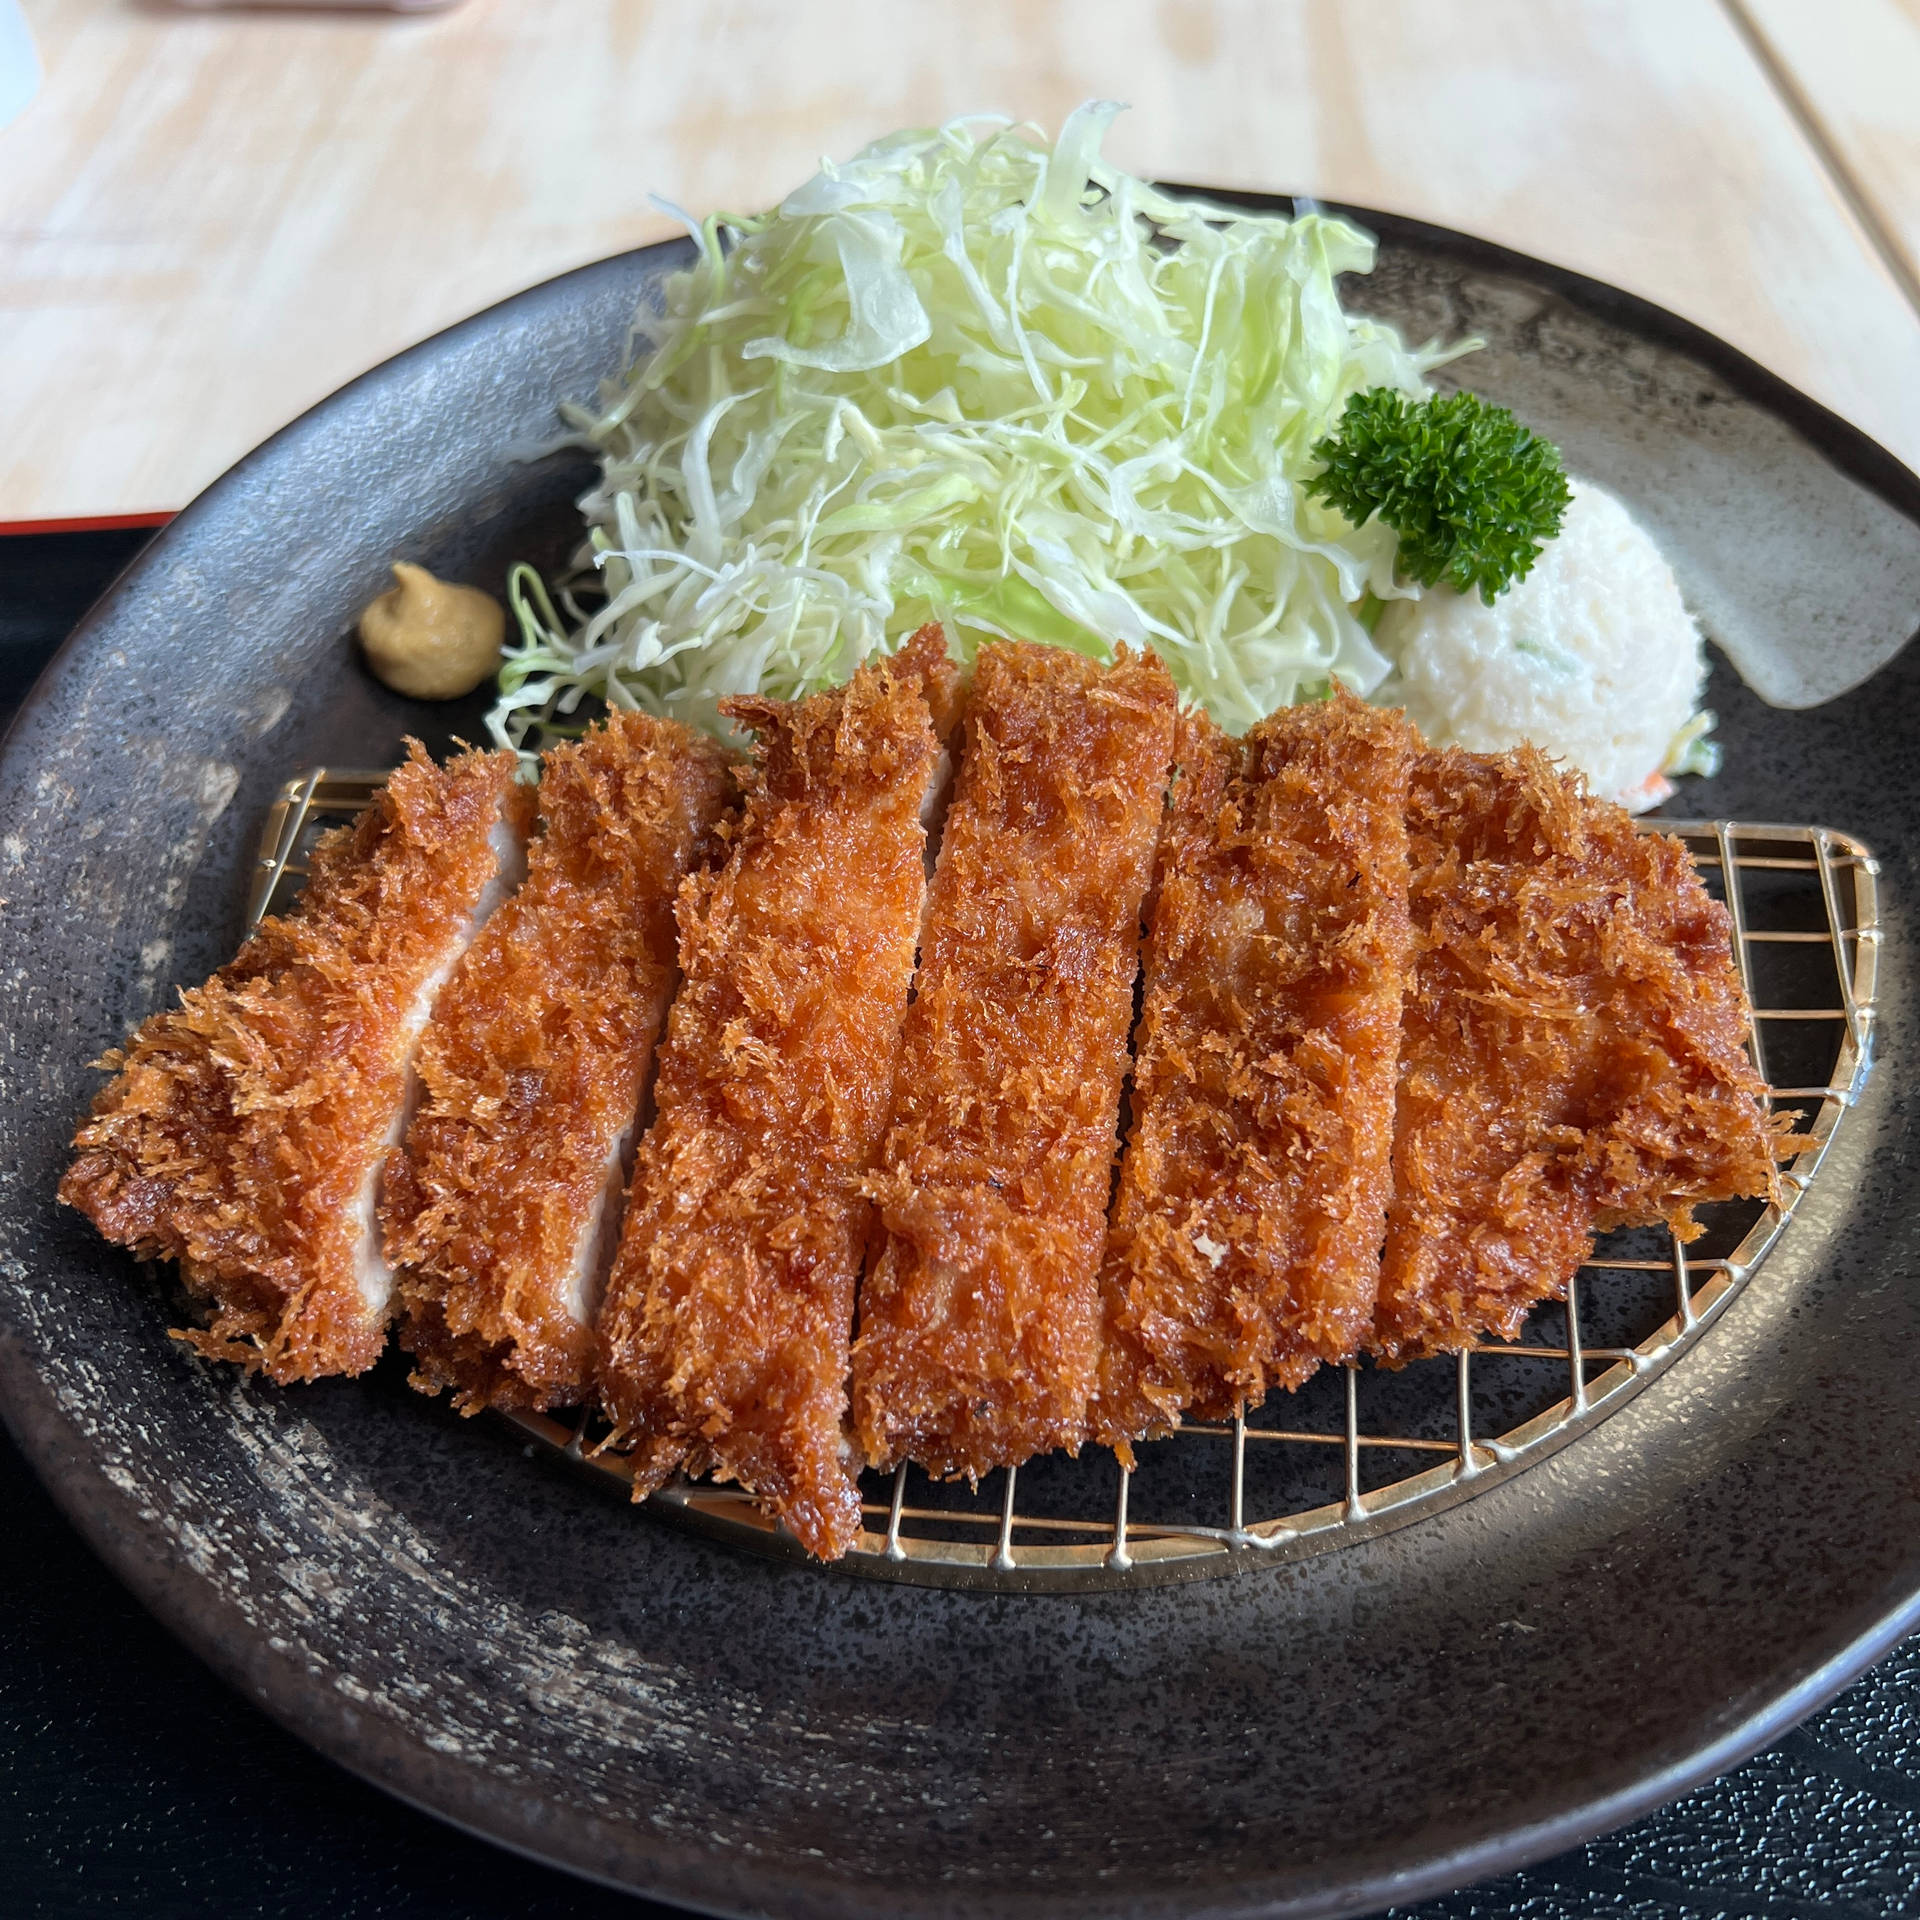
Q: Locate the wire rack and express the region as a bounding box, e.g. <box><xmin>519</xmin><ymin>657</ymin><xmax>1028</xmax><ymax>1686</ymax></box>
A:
<box><xmin>253</xmin><ymin>775</ymin><xmax>1880</xmax><ymax>1592</ymax></box>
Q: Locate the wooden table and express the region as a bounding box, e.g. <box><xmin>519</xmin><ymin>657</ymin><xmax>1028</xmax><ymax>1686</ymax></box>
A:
<box><xmin>3</xmin><ymin>0</ymin><xmax>1919</xmax><ymax>525</ymax></box>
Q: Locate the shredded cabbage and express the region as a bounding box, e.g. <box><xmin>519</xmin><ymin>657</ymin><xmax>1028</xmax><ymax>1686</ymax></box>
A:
<box><xmin>489</xmin><ymin>104</ymin><xmax>1475</xmax><ymax>748</ymax></box>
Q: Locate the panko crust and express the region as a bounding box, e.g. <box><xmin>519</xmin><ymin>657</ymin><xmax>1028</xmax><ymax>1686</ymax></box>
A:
<box><xmin>1373</xmin><ymin>745</ymin><xmax>1781</xmax><ymax>1360</ymax></box>
<box><xmin>1091</xmin><ymin>692</ymin><xmax>1416</xmax><ymax>1460</ymax></box>
<box><xmin>896</xmin><ymin>620</ymin><xmax>967</xmax><ymax>744</ymax></box>
<box><xmin>851</xmin><ymin>642</ymin><xmax>1178</xmax><ymax>1480</ymax></box>
<box><xmin>384</xmin><ymin>712</ymin><xmax>736</xmax><ymax>1413</ymax></box>
<box><xmin>60</xmin><ymin>743</ymin><xmax>529</xmax><ymax>1382</ymax></box>
<box><xmin>594</xmin><ymin>641</ymin><xmax>945</xmax><ymax>1559</ymax></box>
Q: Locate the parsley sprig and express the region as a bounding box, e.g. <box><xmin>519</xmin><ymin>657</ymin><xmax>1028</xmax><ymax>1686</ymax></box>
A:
<box><xmin>1306</xmin><ymin>389</ymin><xmax>1572</xmax><ymax>604</ymax></box>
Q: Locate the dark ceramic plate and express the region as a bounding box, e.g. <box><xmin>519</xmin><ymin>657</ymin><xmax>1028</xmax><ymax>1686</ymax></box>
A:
<box><xmin>3</xmin><ymin>199</ymin><xmax>1920</xmax><ymax>1920</ymax></box>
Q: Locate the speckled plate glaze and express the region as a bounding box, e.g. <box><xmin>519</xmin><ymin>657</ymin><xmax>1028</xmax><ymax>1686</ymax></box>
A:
<box><xmin>3</xmin><ymin>201</ymin><xmax>1919</xmax><ymax>1920</ymax></box>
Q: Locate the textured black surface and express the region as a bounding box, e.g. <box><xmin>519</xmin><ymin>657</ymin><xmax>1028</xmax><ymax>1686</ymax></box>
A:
<box><xmin>4</xmin><ymin>543</ymin><xmax>1919</xmax><ymax>1920</ymax></box>
<box><xmin>8</xmin><ymin>1341</ymin><xmax>1920</xmax><ymax>1920</ymax></box>
<box><xmin>0</xmin><ymin>529</ymin><xmax>151</xmax><ymax>718</ymax></box>
<box><xmin>3</xmin><ymin>214</ymin><xmax>1920</xmax><ymax>1920</ymax></box>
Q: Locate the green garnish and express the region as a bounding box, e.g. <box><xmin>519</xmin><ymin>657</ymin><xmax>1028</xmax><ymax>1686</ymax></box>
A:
<box><xmin>1306</xmin><ymin>389</ymin><xmax>1572</xmax><ymax>604</ymax></box>
<box><xmin>484</xmin><ymin>109</ymin><xmax>1481</xmax><ymax>752</ymax></box>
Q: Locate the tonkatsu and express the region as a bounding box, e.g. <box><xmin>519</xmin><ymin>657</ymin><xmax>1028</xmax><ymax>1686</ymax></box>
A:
<box><xmin>851</xmin><ymin>642</ymin><xmax>1177</xmax><ymax>1481</ymax></box>
<box><xmin>61</xmin><ymin>744</ymin><xmax>530</xmax><ymax>1381</ymax></box>
<box><xmin>60</xmin><ymin>644</ymin><xmax>1792</xmax><ymax>1562</ymax></box>
<box><xmin>1093</xmin><ymin>692</ymin><xmax>1416</xmax><ymax>1459</ymax></box>
<box><xmin>1372</xmin><ymin>745</ymin><xmax>1779</xmax><ymax>1361</ymax></box>
<box><xmin>382</xmin><ymin>713</ymin><xmax>735</xmax><ymax>1412</ymax></box>
<box><xmin>594</xmin><ymin>632</ymin><xmax>953</xmax><ymax>1559</ymax></box>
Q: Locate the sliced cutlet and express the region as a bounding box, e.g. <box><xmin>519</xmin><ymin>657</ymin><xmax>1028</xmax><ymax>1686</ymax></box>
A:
<box><xmin>851</xmin><ymin>642</ymin><xmax>1178</xmax><ymax>1481</ymax></box>
<box><xmin>383</xmin><ymin>713</ymin><xmax>736</xmax><ymax>1412</ymax></box>
<box><xmin>1091</xmin><ymin>692</ymin><xmax>1416</xmax><ymax>1461</ymax></box>
<box><xmin>61</xmin><ymin>744</ymin><xmax>531</xmax><ymax>1380</ymax></box>
<box><xmin>1373</xmin><ymin>745</ymin><xmax>1780</xmax><ymax>1361</ymax></box>
<box><xmin>595</xmin><ymin>631</ymin><xmax>952</xmax><ymax>1559</ymax></box>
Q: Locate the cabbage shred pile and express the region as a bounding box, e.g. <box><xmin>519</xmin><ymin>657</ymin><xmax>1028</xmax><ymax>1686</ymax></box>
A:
<box><xmin>489</xmin><ymin>104</ymin><xmax>1471</xmax><ymax>748</ymax></box>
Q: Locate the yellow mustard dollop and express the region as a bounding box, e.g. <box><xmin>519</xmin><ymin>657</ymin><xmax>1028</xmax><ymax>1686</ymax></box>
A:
<box><xmin>358</xmin><ymin>562</ymin><xmax>504</xmax><ymax>701</ymax></box>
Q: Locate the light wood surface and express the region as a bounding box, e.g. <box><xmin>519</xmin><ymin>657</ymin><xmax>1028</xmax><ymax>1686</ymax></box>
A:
<box><xmin>1735</xmin><ymin>0</ymin><xmax>1920</xmax><ymax>306</ymax></box>
<box><xmin>5</xmin><ymin>0</ymin><xmax>1920</xmax><ymax>521</ymax></box>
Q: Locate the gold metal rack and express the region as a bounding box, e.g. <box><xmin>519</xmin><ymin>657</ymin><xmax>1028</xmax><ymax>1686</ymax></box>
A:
<box><xmin>253</xmin><ymin>778</ymin><xmax>1880</xmax><ymax>1592</ymax></box>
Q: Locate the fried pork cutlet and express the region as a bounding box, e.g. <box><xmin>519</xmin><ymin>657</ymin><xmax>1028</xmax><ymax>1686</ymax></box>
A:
<box><xmin>851</xmin><ymin>642</ymin><xmax>1178</xmax><ymax>1480</ymax></box>
<box><xmin>595</xmin><ymin>633</ymin><xmax>952</xmax><ymax>1559</ymax></box>
<box><xmin>1373</xmin><ymin>746</ymin><xmax>1779</xmax><ymax>1361</ymax></box>
<box><xmin>61</xmin><ymin>744</ymin><xmax>530</xmax><ymax>1381</ymax></box>
<box><xmin>1090</xmin><ymin>693</ymin><xmax>1416</xmax><ymax>1462</ymax></box>
<box><xmin>382</xmin><ymin>714</ymin><xmax>735</xmax><ymax>1413</ymax></box>
<box><xmin>899</xmin><ymin>619</ymin><xmax>968</xmax><ymax>748</ymax></box>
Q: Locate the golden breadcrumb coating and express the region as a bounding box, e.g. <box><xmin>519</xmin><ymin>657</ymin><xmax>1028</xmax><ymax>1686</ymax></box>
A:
<box><xmin>852</xmin><ymin>642</ymin><xmax>1178</xmax><ymax>1479</ymax></box>
<box><xmin>384</xmin><ymin>713</ymin><xmax>736</xmax><ymax>1413</ymax></box>
<box><xmin>60</xmin><ymin>744</ymin><xmax>529</xmax><ymax>1381</ymax></box>
<box><xmin>1373</xmin><ymin>745</ymin><xmax>1781</xmax><ymax>1361</ymax></box>
<box><xmin>1091</xmin><ymin>693</ymin><xmax>1416</xmax><ymax>1461</ymax></box>
<box><xmin>898</xmin><ymin>620</ymin><xmax>968</xmax><ymax>744</ymax></box>
<box><xmin>594</xmin><ymin>635</ymin><xmax>948</xmax><ymax>1559</ymax></box>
